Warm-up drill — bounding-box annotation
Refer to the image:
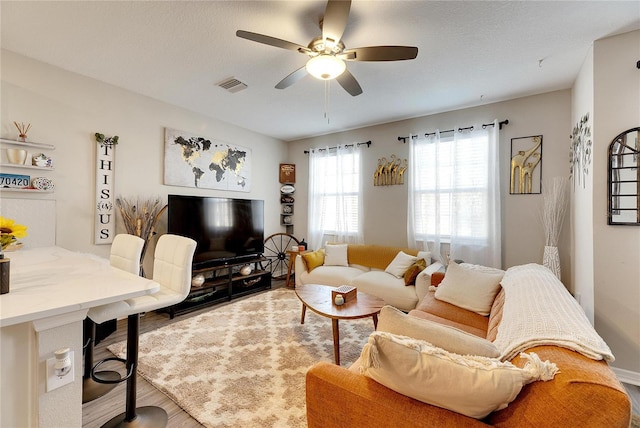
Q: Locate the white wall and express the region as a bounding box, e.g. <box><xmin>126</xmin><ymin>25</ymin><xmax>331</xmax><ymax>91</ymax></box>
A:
<box><xmin>571</xmin><ymin>47</ymin><xmax>595</xmax><ymax>323</ymax></box>
<box><xmin>288</xmin><ymin>90</ymin><xmax>573</xmax><ymax>285</ymax></box>
<box><xmin>1</xmin><ymin>50</ymin><xmax>288</xmax><ymax>261</ymax></box>
<box><xmin>592</xmin><ymin>30</ymin><xmax>640</xmax><ymax>377</ymax></box>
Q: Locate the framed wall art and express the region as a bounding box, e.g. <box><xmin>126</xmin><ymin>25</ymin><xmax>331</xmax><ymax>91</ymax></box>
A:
<box><xmin>608</xmin><ymin>127</ymin><xmax>639</xmax><ymax>225</ymax></box>
<box><xmin>570</xmin><ymin>113</ymin><xmax>592</xmax><ymax>190</ymax></box>
<box><xmin>164</xmin><ymin>128</ymin><xmax>251</xmax><ymax>192</ymax></box>
<box><xmin>279</xmin><ymin>163</ymin><xmax>295</xmax><ymax>183</ymax></box>
<box><xmin>510</xmin><ymin>135</ymin><xmax>542</xmax><ymax>195</ymax></box>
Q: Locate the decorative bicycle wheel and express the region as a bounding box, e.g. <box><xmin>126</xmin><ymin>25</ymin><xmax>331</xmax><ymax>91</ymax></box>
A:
<box><xmin>263</xmin><ymin>233</ymin><xmax>300</xmax><ymax>279</ymax></box>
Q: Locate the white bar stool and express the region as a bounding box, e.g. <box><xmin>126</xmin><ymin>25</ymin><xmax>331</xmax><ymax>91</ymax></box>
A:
<box><xmin>83</xmin><ymin>234</ymin><xmax>145</xmax><ymax>403</ymax></box>
<box><xmin>89</xmin><ymin>234</ymin><xmax>197</xmax><ymax>428</ymax></box>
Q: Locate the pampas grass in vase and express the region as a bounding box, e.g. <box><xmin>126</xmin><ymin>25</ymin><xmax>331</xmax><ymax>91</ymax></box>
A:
<box><xmin>542</xmin><ymin>177</ymin><xmax>569</xmax><ymax>279</ymax></box>
<box><xmin>116</xmin><ymin>196</ymin><xmax>167</xmax><ymax>274</ymax></box>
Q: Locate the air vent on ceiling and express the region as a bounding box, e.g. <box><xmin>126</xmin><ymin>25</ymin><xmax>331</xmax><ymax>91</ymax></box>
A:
<box><xmin>216</xmin><ymin>77</ymin><xmax>247</xmax><ymax>93</ymax></box>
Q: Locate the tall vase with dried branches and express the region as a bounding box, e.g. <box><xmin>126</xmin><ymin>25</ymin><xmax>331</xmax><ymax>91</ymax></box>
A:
<box><xmin>541</xmin><ymin>177</ymin><xmax>569</xmax><ymax>279</ymax></box>
<box><xmin>116</xmin><ymin>197</ymin><xmax>167</xmax><ymax>275</ymax></box>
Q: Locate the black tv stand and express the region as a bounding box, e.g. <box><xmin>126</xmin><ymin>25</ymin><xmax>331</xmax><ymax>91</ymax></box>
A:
<box><xmin>165</xmin><ymin>255</ymin><xmax>271</xmax><ymax>318</ymax></box>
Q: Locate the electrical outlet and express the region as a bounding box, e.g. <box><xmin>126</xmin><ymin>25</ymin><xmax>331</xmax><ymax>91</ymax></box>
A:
<box><xmin>46</xmin><ymin>350</ymin><xmax>74</xmax><ymax>392</ymax></box>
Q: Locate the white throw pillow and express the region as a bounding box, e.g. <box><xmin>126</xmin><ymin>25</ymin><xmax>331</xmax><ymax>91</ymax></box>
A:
<box><xmin>323</xmin><ymin>243</ymin><xmax>349</xmax><ymax>266</ymax></box>
<box><xmin>435</xmin><ymin>261</ymin><xmax>504</xmax><ymax>316</ymax></box>
<box><xmin>359</xmin><ymin>332</ymin><xmax>557</xmax><ymax>419</ymax></box>
<box><xmin>384</xmin><ymin>251</ymin><xmax>418</xmax><ymax>278</ymax></box>
<box><xmin>377</xmin><ymin>306</ymin><xmax>499</xmax><ymax>357</ymax></box>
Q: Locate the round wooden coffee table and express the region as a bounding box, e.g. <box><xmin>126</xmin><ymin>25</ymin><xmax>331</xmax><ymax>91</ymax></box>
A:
<box><xmin>295</xmin><ymin>283</ymin><xmax>385</xmax><ymax>365</ymax></box>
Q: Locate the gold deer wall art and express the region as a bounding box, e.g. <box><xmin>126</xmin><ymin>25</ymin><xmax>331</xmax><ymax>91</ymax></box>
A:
<box><xmin>374</xmin><ymin>154</ymin><xmax>408</xmax><ymax>186</ymax></box>
<box><xmin>510</xmin><ymin>135</ymin><xmax>543</xmax><ymax>194</ymax></box>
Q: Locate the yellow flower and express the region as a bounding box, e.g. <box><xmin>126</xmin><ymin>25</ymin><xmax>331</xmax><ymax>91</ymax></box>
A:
<box><xmin>0</xmin><ymin>216</ymin><xmax>28</xmax><ymax>238</ymax></box>
<box><xmin>0</xmin><ymin>216</ymin><xmax>28</xmax><ymax>249</ymax></box>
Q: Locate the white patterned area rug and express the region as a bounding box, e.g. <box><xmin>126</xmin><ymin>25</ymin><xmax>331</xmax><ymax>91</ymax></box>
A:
<box><xmin>108</xmin><ymin>288</ymin><xmax>374</xmax><ymax>428</ymax></box>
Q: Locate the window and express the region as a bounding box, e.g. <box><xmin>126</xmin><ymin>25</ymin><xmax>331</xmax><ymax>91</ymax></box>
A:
<box><xmin>412</xmin><ymin>133</ymin><xmax>490</xmax><ymax>240</ymax></box>
<box><xmin>408</xmin><ymin>124</ymin><xmax>501</xmax><ymax>267</ymax></box>
<box><xmin>308</xmin><ymin>145</ymin><xmax>363</xmax><ymax>249</ymax></box>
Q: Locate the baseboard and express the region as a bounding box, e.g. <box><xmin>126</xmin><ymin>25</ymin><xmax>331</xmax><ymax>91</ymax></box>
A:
<box><xmin>612</xmin><ymin>366</ymin><xmax>640</xmax><ymax>386</ymax></box>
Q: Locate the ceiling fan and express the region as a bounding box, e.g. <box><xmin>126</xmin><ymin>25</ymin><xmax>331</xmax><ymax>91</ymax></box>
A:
<box><xmin>236</xmin><ymin>0</ymin><xmax>418</xmax><ymax>96</ymax></box>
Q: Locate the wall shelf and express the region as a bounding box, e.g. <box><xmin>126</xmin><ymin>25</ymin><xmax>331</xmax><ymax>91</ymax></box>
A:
<box><xmin>0</xmin><ymin>187</ymin><xmax>54</xmax><ymax>193</ymax></box>
<box><xmin>0</xmin><ymin>138</ymin><xmax>56</xmax><ymax>150</ymax></box>
<box><xmin>1</xmin><ymin>138</ymin><xmax>56</xmax><ymax>193</ymax></box>
<box><xmin>280</xmin><ymin>187</ymin><xmax>295</xmax><ymax>228</ymax></box>
<box><xmin>0</xmin><ymin>163</ymin><xmax>55</xmax><ymax>171</ymax></box>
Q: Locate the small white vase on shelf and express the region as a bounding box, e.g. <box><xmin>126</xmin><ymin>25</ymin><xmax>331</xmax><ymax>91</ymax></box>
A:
<box><xmin>543</xmin><ymin>245</ymin><xmax>561</xmax><ymax>279</ymax></box>
<box><xmin>6</xmin><ymin>149</ymin><xmax>27</xmax><ymax>165</ymax></box>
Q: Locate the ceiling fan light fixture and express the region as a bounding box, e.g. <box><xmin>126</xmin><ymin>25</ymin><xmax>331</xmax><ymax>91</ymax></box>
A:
<box><xmin>306</xmin><ymin>54</ymin><xmax>346</xmax><ymax>80</ymax></box>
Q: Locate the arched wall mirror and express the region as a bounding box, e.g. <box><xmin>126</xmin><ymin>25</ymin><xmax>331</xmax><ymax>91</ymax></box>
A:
<box><xmin>608</xmin><ymin>127</ymin><xmax>640</xmax><ymax>225</ymax></box>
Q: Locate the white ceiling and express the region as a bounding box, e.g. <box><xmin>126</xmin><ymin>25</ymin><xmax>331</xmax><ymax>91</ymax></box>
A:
<box><xmin>2</xmin><ymin>1</ymin><xmax>639</xmax><ymax>142</ymax></box>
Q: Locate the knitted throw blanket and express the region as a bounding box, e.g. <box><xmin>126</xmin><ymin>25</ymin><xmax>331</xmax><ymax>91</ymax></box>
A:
<box><xmin>494</xmin><ymin>264</ymin><xmax>614</xmax><ymax>363</ymax></box>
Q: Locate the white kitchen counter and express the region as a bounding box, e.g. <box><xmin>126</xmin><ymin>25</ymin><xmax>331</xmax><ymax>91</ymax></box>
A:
<box><xmin>0</xmin><ymin>246</ymin><xmax>159</xmax><ymax>327</ymax></box>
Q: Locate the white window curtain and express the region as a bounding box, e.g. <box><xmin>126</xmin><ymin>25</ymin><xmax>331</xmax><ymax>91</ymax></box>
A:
<box><xmin>308</xmin><ymin>144</ymin><xmax>364</xmax><ymax>250</ymax></box>
<box><xmin>407</xmin><ymin>120</ymin><xmax>501</xmax><ymax>268</ymax></box>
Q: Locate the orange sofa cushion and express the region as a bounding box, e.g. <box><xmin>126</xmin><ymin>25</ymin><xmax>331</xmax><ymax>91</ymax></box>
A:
<box><xmin>412</xmin><ymin>292</ymin><xmax>489</xmax><ymax>336</ymax></box>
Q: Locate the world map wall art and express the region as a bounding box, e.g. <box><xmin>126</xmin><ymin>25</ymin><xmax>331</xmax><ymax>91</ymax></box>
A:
<box><xmin>164</xmin><ymin>128</ymin><xmax>251</xmax><ymax>192</ymax></box>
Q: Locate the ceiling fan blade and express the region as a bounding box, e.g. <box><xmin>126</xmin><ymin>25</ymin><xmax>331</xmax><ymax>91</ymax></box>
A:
<box><xmin>275</xmin><ymin>66</ymin><xmax>308</xmax><ymax>89</ymax></box>
<box><xmin>340</xmin><ymin>46</ymin><xmax>418</xmax><ymax>61</ymax></box>
<box><xmin>336</xmin><ymin>69</ymin><xmax>362</xmax><ymax>97</ymax></box>
<box><xmin>322</xmin><ymin>0</ymin><xmax>351</xmax><ymax>45</ymax></box>
<box><xmin>236</xmin><ymin>30</ymin><xmax>311</xmax><ymax>54</ymax></box>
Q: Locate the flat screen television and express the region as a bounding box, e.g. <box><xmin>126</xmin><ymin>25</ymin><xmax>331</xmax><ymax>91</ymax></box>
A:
<box><xmin>168</xmin><ymin>195</ymin><xmax>265</xmax><ymax>269</ymax></box>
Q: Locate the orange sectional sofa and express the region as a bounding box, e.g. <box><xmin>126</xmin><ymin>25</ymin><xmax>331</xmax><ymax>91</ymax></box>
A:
<box><xmin>306</xmin><ymin>270</ymin><xmax>631</xmax><ymax>427</ymax></box>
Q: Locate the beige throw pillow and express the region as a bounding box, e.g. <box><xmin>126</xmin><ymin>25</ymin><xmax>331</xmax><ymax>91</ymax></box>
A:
<box><xmin>384</xmin><ymin>251</ymin><xmax>418</xmax><ymax>278</ymax></box>
<box><xmin>377</xmin><ymin>306</ymin><xmax>499</xmax><ymax>357</ymax></box>
<box><xmin>434</xmin><ymin>261</ymin><xmax>504</xmax><ymax>316</ymax></box>
<box><xmin>323</xmin><ymin>243</ymin><xmax>349</xmax><ymax>266</ymax></box>
<box><xmin>359</xmin><ymin>332</ymin><xmax>558</xmax><ymax>419</ymax></box>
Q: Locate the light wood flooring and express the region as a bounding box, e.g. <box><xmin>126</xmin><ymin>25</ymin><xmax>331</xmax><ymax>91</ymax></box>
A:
<box><xmin>83</xmin><ymin>279</ymin><xmax>640</xmax><ymax>427</ymax></box>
